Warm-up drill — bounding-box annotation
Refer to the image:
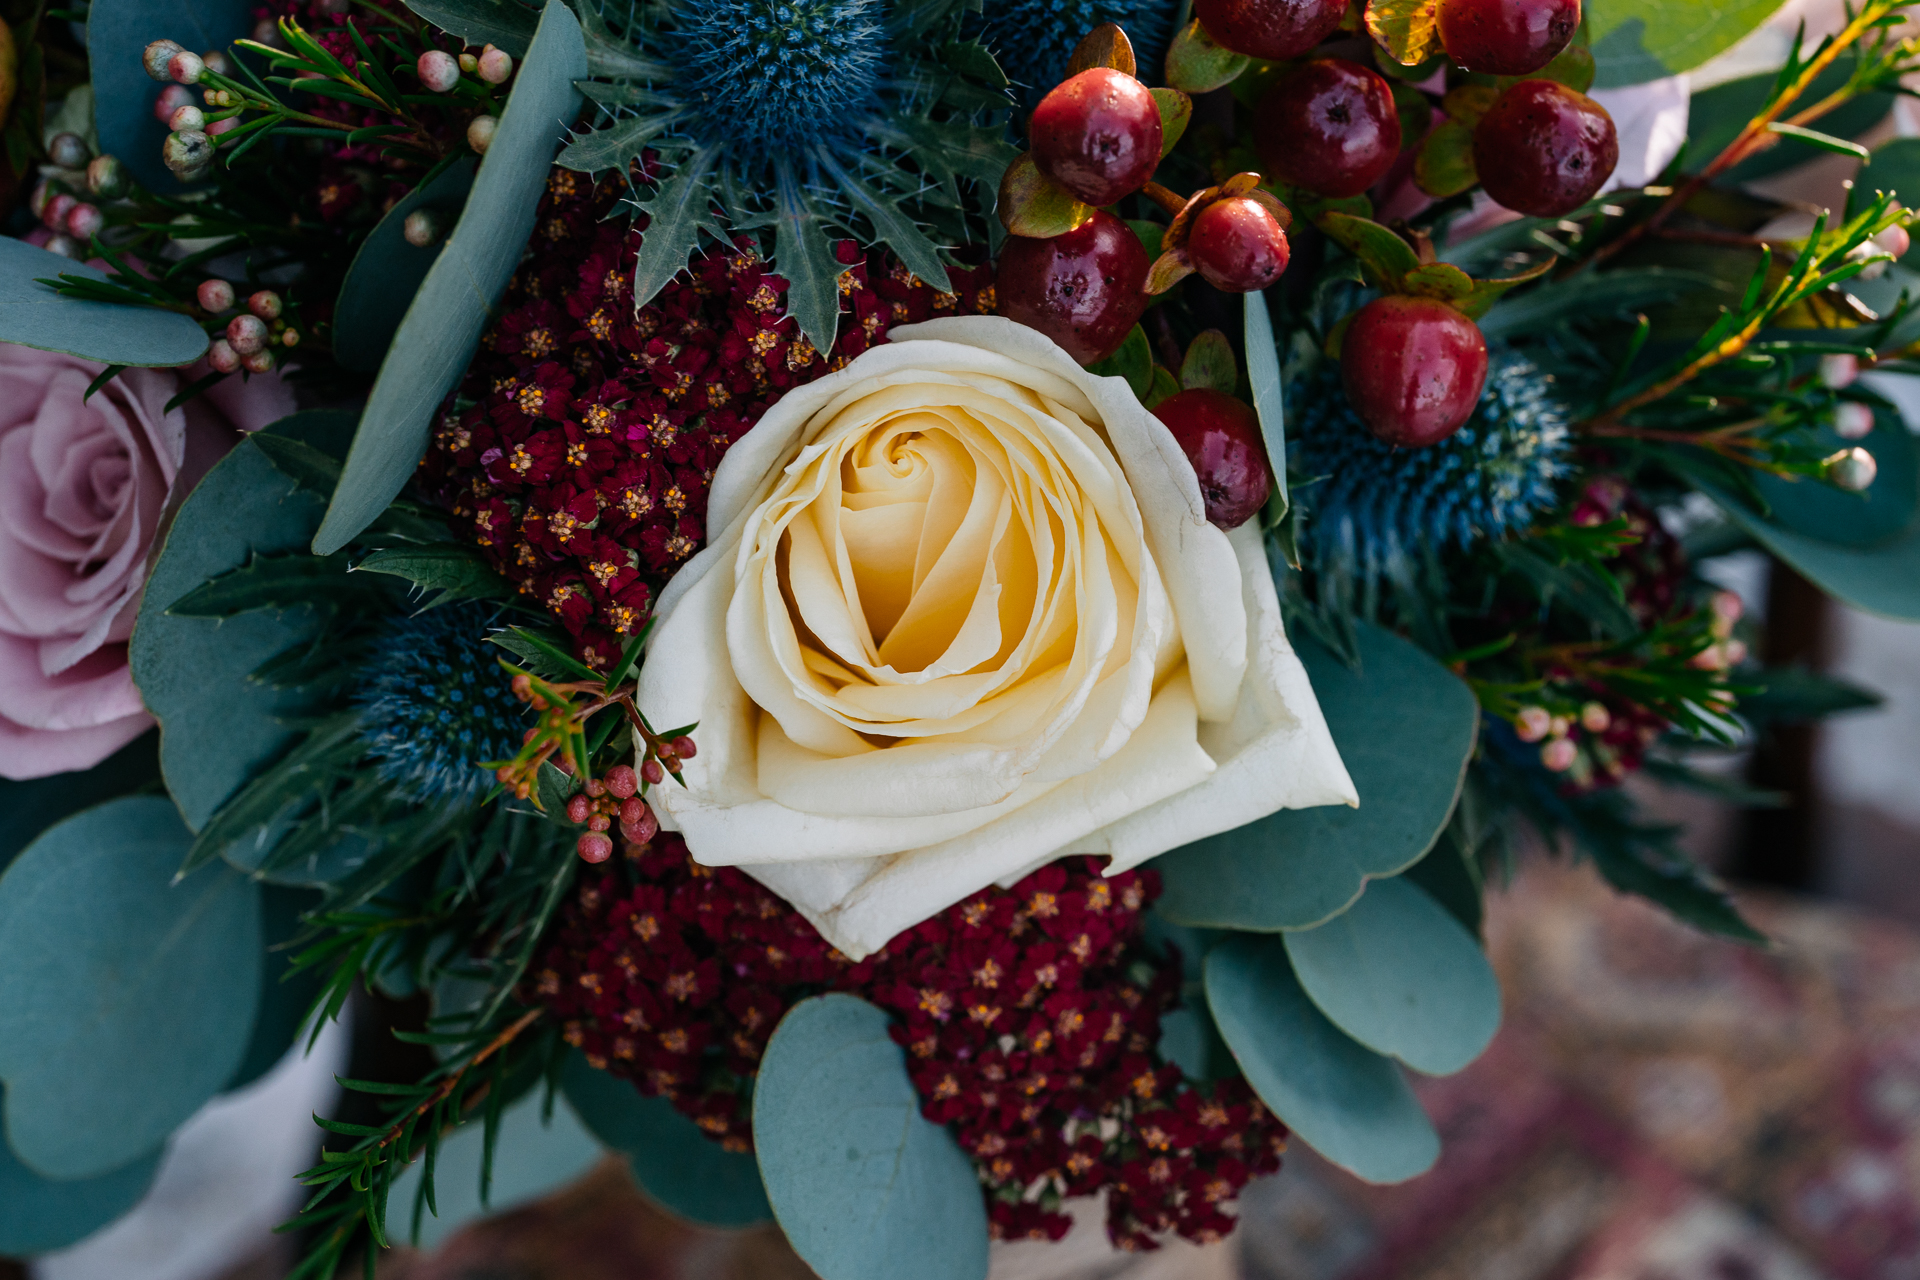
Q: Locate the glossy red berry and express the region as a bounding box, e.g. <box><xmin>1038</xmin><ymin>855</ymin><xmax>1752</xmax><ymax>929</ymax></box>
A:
<box><xmin>1152</xmin><ymin>389</ymin><xmax>1273</xmax><ymax>528</ymax></box>
<box><xmin>1340</xmin><ymin>296</ymin><xmax>1489</xmax><ymax>447</ymax></box>
<box><xmin>1437</xmin><ymin>0</ymin><xmax>1581</xmax><ymax>75</ymax></box>
<box><xmin>1195</xmin><ymin>0</ymin><xmax>1348</xmax><ymax>60</ymax></box>
<box><xmin>996</xmin><ymin>210</ymin><xmax>1150</xmax><ymax>364</ymax></box>
<box><xmin>1188</xmin><ymin>198</ymin><xmax>1291</xmax><ymax>292</ymax></box>
<box><xmin>1473</xmin><ymin>80</ymin><xmax>1618</xmax><ymax>217</ymax></box>
<box><xmin>1030</xmin><ymin>68</ymin><xmax>1162</xmax><ymax>207</ymax></box>
<box><xmin>1254</xmin><ymin>60</ymin><xmax>1403</xmax><ymax>199</ymax></box>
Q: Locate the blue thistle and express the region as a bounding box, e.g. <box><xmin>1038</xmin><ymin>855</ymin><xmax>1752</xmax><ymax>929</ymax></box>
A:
<box><xmin>669</xmin><ymin>0</ymin><xmax>887</xmax><ymax>161</ymax></box>
<box><xmin>971</xmin><ymin>0</ymin><xmax>1180</xmax><ymax>106</ymax></box>
<box><xmin>354</xmin><ymin>602</ymin><xmax>529</xmax><ymax>805</ymax></box>
<box><xmin>1292</xmin><ymin>351</ymin><xmax>1573</xmax><ymax>577</ymax></box>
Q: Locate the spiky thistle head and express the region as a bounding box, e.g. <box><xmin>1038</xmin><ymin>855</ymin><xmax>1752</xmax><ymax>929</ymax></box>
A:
<box><xmin>1293</xmin><ymin>350</ymin><xmax>1573</xmax><ymax>578</ymax></box>
<box><xmin>353</xmin><ymin>601</ymin><xmax>529</xmax><ymax>805</ymax></box>
<box><xmin>668</xmin><ymin>0</ymin><xmax>887</xmax><ymax>161</ymax></box>
<box><xmin>971</xmin><ymin>0</ymin><xmax>1179</xmax><ymax>106</ymax></box>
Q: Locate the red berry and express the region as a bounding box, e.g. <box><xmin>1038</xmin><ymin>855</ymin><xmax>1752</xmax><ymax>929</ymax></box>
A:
<box><xmin>605</xmin><ymin>763</ymin><xmax>637</xmax><ymax>798</ymax></box>
<box><xmin>1340</xmin><ymin>296</ymin><xmax>1489</xmax><ymax>447</ymax></box>
<box><xmin>1030</xmin><ymin>68</ymin><xmax>1162</xmax><ymax>207</ymax></box>
<box><xmin>619</xmin><ymin>796</ymin><xmax>648</xmax><ymax>826</ymax></box>
<box><xmin>565</xmin><ymin>793</ymin><xmax>592</xmax><ymax>823</ymax></box>
<box><xmin>1195</xmin><ymin>0</ymin><xmax>1347</xmax><ymax>60</ymax></box>
<box><xmin>1473</xmin><ymin>80</ymin><xmax>1617</xmax><ymax>218</ymax></box>
<box><xmin>1437</xmin><ymin>0</ymin><xmax>1580</xmax><ymax>75</ymax></box>
<box><xmin>669</xmin><ymin>735</ymin><xmax>697</xmax><ymax>760</ymax></box>
<box><xmin>642</xmin><ymin>758</ymin><xmax>665</xmax><ymax>785</ymax></box>
<box><xmin>620</xmin><ymin>803</ymin><xmax>659</xmax><ymax>847</ymax></box>
<box><xmin>1152</xmin><ymin>390</ymin><xmax>1273</xmax><ymax>528</ymax></box>
<box><xmin>576</xmin><ymin>831</ymin><xmax>614</xmax><ymax>863</ymax></box>
<box><xmin>1254</xmin><ymin>60</ymin><xmax>1402</xmax><ymax>199</ymax></box>
<box><xmin>1187</xmin><ymin>198</ymin><xmax>1290</xmax><ymax>292</ymax></box>
<box><xmin>995</xmin><ymin>210</ymin><xmax>1150</xmax><ymax>364</ymax></box>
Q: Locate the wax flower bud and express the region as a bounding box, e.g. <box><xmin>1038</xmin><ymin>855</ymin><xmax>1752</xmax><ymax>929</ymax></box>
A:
<box><xmin>458</xmin><ymin>52</ymin><xmax>478</xmax><ymax>73</ymax></box>
<box><xmin>417</xmin><ymin>49</ymin><xmax>459</xmax><ymax>92</ymax></box>
<box><xmin>466</xmin><ymin>114</ymin><xmax>497</xmax><ymax>153</ymax></box>
<box><xmin>402</xmin><ymin>209</ymin><xmax>443</xmax><ymax>247</ymax></box>
<box><xmin>241</xmin><ymin>348</ymin><xmax>276</xmax><ymax>374</ymax></box>
<box><xmin>155</xmin><ymin>84</ymin><xmax>193</xmax><ymax>123</ymax></box>
<box><xmin>65</xmin><ymin>203</ymin><xmax>103</xmax><ymax>241</ymax></box>
<box><xmin>48</xmin><ymin>132</ymin><xmax>89</xmax><ymax>169</ymax></box>
<box><xmin>40</xmin><ymin>193</ymin><xmax>75</xmax><ymax>231</ymax></box>
<box><xmin>143</xmin><ymin>39</ymin><xmax>185</xmax><ymax>81</ymax></box>
<box><xmin>1514</xmin><ymin>705</ymin><xmax>1551</xmax><ymax>742</ymax></box>
<box><xmin>576</xmin><ymin>831</ymin><xmax>614</xmax><ymax>863</ymax></box>
<box><xmin>168</xmin><ymin>50</ymin><xmax>205</xmax><ymax>84</ymax></box>
<box><xmin>1826</xmin><ymin>446</ymin><xmax>1878</xmax><ymax>491</ymax></box>
<box><xmin>207</xmin><ymin>338</ymin><xmax>240</xmax><ymax>373</ymax></box>
<box><xmin>1819</xmin><ymin>353</ymin><xmax>1859</xmax><ymax>390</ymax></box>
<box><xmin>169</xmin><ymin>104</ymin><xmax>206</xmax><ymax>133</ymax></box>
<box><xmin>43</xmin><ymin>234</ymin><xmax>80</xmax><ymax>259</ymax></box>
<box><xmin>1579</xmin><ymin>702</ymin><xmax>1611</xmax><ymax>733</ymax></box>
<box><xmin>477</xmin><ymin>45</ymin><xmax>513</xmax><ymax>83</ymax></box>
<box><xmin>162</xmin><ymin>130</ymin><xmax>213</xmax><ymax>178</ymax></box>
<box><xmin>197</xmin><ymin>278</ymin><xmax>235</xmax><ymax>312</ymax></box>
<box><xmin>1541</xmin><ymin>738</ymin><xmax>1578</xmax><ymax>772</ymax></box>
<box><xmin>226</xmin><ymin>313</ymin><xmax>268</xmax><ymax>355</ymax></box>
<box><xmin>201</xmin><ymin>50</ymin><xmax>231</xmax><ymax>76</ymax></box>
<box><xmin>248</xmin><ymin>289</ymin><xmax>282</xmax><ymax>320</ymax></box>
<box><xmin>1834</xmin><ymin>401</ymin><xmax>1875</xmax><ymax>440</ymax></box>
<box><xmin>86</xmin><ymin>155</ymin><xmax>127</xmax><ymax>198</ymax></box>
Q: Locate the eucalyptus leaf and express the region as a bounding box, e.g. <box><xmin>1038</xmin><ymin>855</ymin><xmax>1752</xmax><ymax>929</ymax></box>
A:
<box><xmin>0</xmin><ymin>238</ymin><xmax>208</xmax><ymax>366</ymax></box>
<box><xmin>753</xmin><ymin>994</ymin><xmax>989</xmax><ymax>1280</ymax></box>
<box><xmin>225</xmin><ymin>885</ymin><xmax>324</xmax><ymax>1091</ymax></box>
<box><xmin>0</xmin><ymin>730</ymin><xmax>159</xmax><ymax>875</ymax></box>
<box><xmin>1205</xmin><ymin>934</ymin><xmax>1439</xmax><ymax>1183</ymax></box>
<box><xmin>560</xmin><ymin>1051</ymin><xmax>771</xmax><ymax>1226</ymax></box>
<box><xmin>88</xmin><ymin>0</ymin><xmax>252</xmax><ymax>191</ymax></box>
<box><xmin>403</xmin><ymin>0</ymin><xmax>537</xmax><ymax>55</ymax></box>
<box><xmin>0</xmin><ymin>1137</ymin><xmax>161</xmax><ymax>1256</ymax></box>
<box><xmin>1283</xmin><ymin>877</ymin><xmax>1501</xmax><ymax>1076</ymax></box>
<box><xmin>1747</xmin><ymin>407</ymin><xmax>1917</xmax><ymax>549</ymax></box>
<box><xmin>389</xmin><ymin>1088</ymin><xmax>602</xmax><ymax>1249</ymax></box>
<box><xmin>1155</xmin><ymin>623</ymin><xmax>1478</xmax><ymax>931</ymax></box>
<box><xmin>0</xmin><ymin>798</ymin><xmax>261</xmax><ymax>1180</ymax></box>
<box><xmin>130</xmin><ymin>414</ymin><xmax>354</xmax><ymax>830</ymax></box>
<box><xmin>314</xmin><ymin>0</ymin><xmax>587</xmax><ymax>556</ymax></box>
<box><xmin>1244</xmin><ymin>290</ymin><xmax>1289</xmax><ymax>520</ymax></box>
<box><xmin>334</xmin><ymin>157</ymin><xmax>478</xmax><ymax>372</ymax></box>
<box><xmin>1590</xmin><ymin>0</ymin><xmax>1788</xmax><ymax>89</ymax></box>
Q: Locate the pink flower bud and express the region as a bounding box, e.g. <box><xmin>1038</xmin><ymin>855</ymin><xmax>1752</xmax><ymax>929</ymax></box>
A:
<box><xmin>1540</xmin><ymin>738</ymin><xmax>1577</xmax><ymax>772</ymax></box>
<box><xmin>207</xmin><ymin>338</ymin><xmax>240</xmax><ymax>373</ymax></box>
<box><xmin>1579</xmin><ymin>702</ymin><xmax>1610</xmax><ymax>733</ymax></box>
<box><xmin>85</xmin><ymin>155</ymin><xmax>127</xmax><ymax>198</ymax></box>
<box><xmin>207</xmin><ymin>117</ymin><xmax>239</xmax><ymax>137</ymax></box>
<box><xmin>226</xmin><ymin>313</ymin><xmax>267</xmax><ymax>354</ymax></box>
<box><xmin>1834</xmin><ymin>401</ymin><xmax>1875</xmax><ymax>440</ymax></box>
<box><xmin>1514</xmin><ymin>706</ymin><xmax>1551</xmax><ymax>743</ymax></box>
<box><xmin>417</xmin><ymin>49</ymin><xmax>460</xmax><ymax>93</ymax></box>
<box><xmin>669</xmin><ymin>735</ymin><xmax>697</xmax><ymax>760</ymax></box>
<box><xmin>43</xmin><ymin>234</ymin><xmax>81</xmax><ymax>259</ymax></box>
<box><xmin>155</xmin><ymin>84</ymin><xmax>194</xmax><ymax>122</ymax></box>
<box><xmin>566</xmin><ymin>792</ymin><xmax>592</xmax><ymax>823</ymax></box>
<box><xmin>641</xmin><ymin>758</ymin><xmax>664</xmax><ymax>785</ymax></box>
<box><xmin>477</xmin><ymin>45</ymin><xmax>513</xmax><ymax>84</ymax></box>
<box><xmin>587</xmin><ymin>814</ymin><xmax>611</xmax><ymax>832</ymax></box>
<box><xmin>466</xmin><ymin>114</ymin><xmax>497</xmax><ymax>154</ymax></box>
<box><xmin>201</xmin><ymin>50</ymin><xmax>231</xmax><ymax>76</ymax></box>
<box><xmin>281</xmin><ymin>329</ymin><xmax>301</xmax><ymax>347</ymax></box>
<box><xmin>618</xmin><ymin>796</ymin><xmax>646</xmax><ymax>825</ymax></box>
<box><xmin>143</xmin><ymin>40</ymin><xmax>185</xmax><ymax>81</ymax></box>
<box><xmin>247</xmin><ymin>289</ymin><xmax>282</xmax><ymax>320</ymax></box>
<box><xmin>197</xmin><ymin>278</ymin><xmax>235</xmax><ymax>311</ymax></box>
<box><xmin>65</xmin><ymin>203</ymin><xmax>103</xmax><ymax>241</ymax></box>
<box><xmin>605</xmin><ymin>764</ymin><xmax>637</xmax><ymax>798</ymax></box>
<box><xmin>1827</xmin><ymin>446</ymin><xmax>1877</xmax><ymax>492</ymax></box>
<box><xmin>168</xmin><ymin>50</ymin><xmax>205</xmax><ymax>84</ymax></box>
<box><xmin>241</xmin><ymin>348</ymin><xmax>275</xmax><ymax>374</ymax></box>
<box><xmin>620</xmin><ymin>803</ymin><xmax>658</xmax><ymax>846</ymax></box>
<box><xmin>1710</xmin><ymin>590</ymin><xmax>1742</xmax><ymax>624</ymax></box>
<box><xmin>1819</xmin><ymin>353</ymin><xmax>1858</xmax><ymax>389</ymax></box>
<box><xmin>48</xmin><ymin>132</ymin><xmax>89</xmax><ymax>169</ymax></box>
<box><xmin>1875</xmin><ymin>223</ymin><xmax>1911</xmax><ymax>260</ymax></box>
<box><xmin>576</xmin><ymin>831</ymin><xmax>614</xmax><ymax>863</ymax></box>
<box><xmin>169</xmin><ymin>104</ymin><xmax>205</xmax><ymax>133</ymax></box>
<box><xmin>41</xmin><ymin>193</ymin><xmax>75</xmax><ymax>231</ymax></box>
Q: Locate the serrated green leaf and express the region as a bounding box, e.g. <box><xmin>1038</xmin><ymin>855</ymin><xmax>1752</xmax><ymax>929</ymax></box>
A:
<box><xmin>816</xmin><ymin>147</ymin><xmax>950</xmax><ymax>290</ymax></box>
<box><xmin>402</xmin><ymin>0</ymin><xmax>537</xmax><ymax>55</ymax></box>
<box><xmin>628</xmin><ymin>145</ymin><xmax>722</xmax><ymax>312</ymax></box>
<box><xmin>165</xmin><ymin>551</ymin><xmax>365</xmax><ymax>617</ymax></box>
<box><xmin>353</xmin><ymin>543</ymin><xmax>516</xmax><ymax>609</ymax></box>
<box><xmin>557</xmin><ymin>109</ymin><xmax>686</xmax><ymax>174</ymax></box>
<box><xmin>773</xmin><ymin>160</ymin><xmax>845</xmax><ymax>359</ymax></box>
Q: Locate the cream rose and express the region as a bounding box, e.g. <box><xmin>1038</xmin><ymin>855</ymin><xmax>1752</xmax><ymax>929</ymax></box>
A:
<box><xmin>638</xmin><ymin>316</ymin><xmax>1355</xmax><ymax>959</ymax></box>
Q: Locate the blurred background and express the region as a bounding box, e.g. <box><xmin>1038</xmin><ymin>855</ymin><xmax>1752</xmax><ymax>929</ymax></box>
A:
<box><xmin>6</xmin><ymin>1</ymin><xmax>1920</xmax><ymax>1277</ymax></box>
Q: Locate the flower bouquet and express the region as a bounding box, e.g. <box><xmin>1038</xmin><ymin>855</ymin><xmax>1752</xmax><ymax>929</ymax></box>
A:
<box><xmin>2</xmin><ymin>0</ymin><xmax>1918</xmax><ymax>1274</ymax></box>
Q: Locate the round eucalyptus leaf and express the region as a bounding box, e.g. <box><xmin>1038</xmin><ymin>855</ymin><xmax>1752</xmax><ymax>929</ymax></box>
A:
<box><xmin>1155</xmin><ymin>623</ymin><xmax>1479</xmax><ymax>932</ymax></box>
<box><xmin>224</xmin><ymin>884</ymin><xmax>323</xmax><ymax>1092</ymax></box>
<box><xmin>0</xmin><ymin>238</ymin><xmax>208</xmax><ymax>366</ymax></box>
<box><xmin>388</xmin><ymin>1088</ymin><xmax>602</xmax><ymax>1250</ymax></box>
<box><xmin>333</xmin><ymin>157</ymin><xmax>479</xmax><ymax>372</ymax></box>
<box><xmin>1748</xmin><ymin>407</ymin><xmax>1917</xmax><ymax>549</ymax></box>
<box><xmin>0</xmin><ymin>797</ymin><xmax>261</xmax><ymax>1180</ymax></box>
<box><xmin>88</xmin><ymin>0</ymin><xmax>253</xmax><ymax>192</ymax></box>
<box><xmin>0</xmin><ymin>1128</ymin><xmax>161</xmax><ymax>1255</ymax></box>
<box><xmin>1282</xmin><ymin>877</ymin><xmax>1501</xmax><ymax>1076</ymax></box>
<box><xmin>1204</xmin><ymin>934</ymin><xmax>1439</xmax><ymax>1185</ymax></box>
<box><xmin>129</xmin><ymin>413</ymin><xmax>355</xmax><ymax>830</ymax></box>
<box><xmin>560</xmin><ymin>1051</ymin><xmax>771</xmax><ymax>1226</ymax></box>
<box><xmin>1590</xmin><ymin>0</ymin><xmax>1784</xmax><ymax>89</ymax></box>
<box><xmin>753</xmin><ymin>994</ymin><xmax>988</xmax><ymax>1280</ymax></box>
<box><xmin>0</xmin><ymin>730</ymin><xmax>159</xmax><ymax>876</ymax></box>
<box><xmin>315</xmin><ymin>0</ymin><xmax>587</xmax><ymax>555</ymax></box>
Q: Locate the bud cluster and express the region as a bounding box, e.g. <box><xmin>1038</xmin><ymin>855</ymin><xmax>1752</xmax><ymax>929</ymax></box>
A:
<box><xmin>200</xmin><ymin>282</ymin><xmax>298</xmax><ymax>374</ymax></box>
<box><xmin>29</xmin><ymin>135</ymin><xmax>128</xmax><ymax>259</ymax></box>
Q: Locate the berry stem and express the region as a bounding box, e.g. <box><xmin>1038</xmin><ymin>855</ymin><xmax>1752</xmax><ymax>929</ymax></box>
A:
<box><xmin>1141</xmin><ymin>180</ymin><xmax>1189</xmax><ymax>217</ymax></box>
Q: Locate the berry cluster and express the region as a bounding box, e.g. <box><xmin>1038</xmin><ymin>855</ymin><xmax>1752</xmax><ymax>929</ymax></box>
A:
<box><xmin>535</xmin><ymin>844</ymin><xmax>1285</xmax><ymax>1249</ymax></box>
<box><xmin>417</xmin><ymin>167</ymin><xmax>996</xmax><ymax>667</ymax></box>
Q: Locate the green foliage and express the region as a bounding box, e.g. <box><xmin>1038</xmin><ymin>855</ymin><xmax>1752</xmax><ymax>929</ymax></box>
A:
<box><xmin>334</xmin><ymin>157</ymin><xmax>479</xmax><ymax>372</ymax></box>
<box><xmin>0</xmin><ymin>798</ymin><xmax>261</xmax><ymax>1180</ymax></box>
<box><xmin>1739</xmin><ymin>667</ymin><xmax>1883</xmax><ymax>723</ymax></box>
<box><xmin>1589</xmin><ymin>0</ymin><xmax>1787</xmax><ymax>89</ymax></box>
<box><xmin>1245</xmin><ymin>290</ymin><xmax>1291</xmax><ymax>525</ymax></box>
<box><xmin>560</xmin><ymin>1052</ymin><xmax>772</xmax><ymax>1226</ymax></box>
<box><xmin>352</xmin><ymin>543</ymin><xmax>518</xmax><ymax>610</ymax></box>
<box><xmin>0</xmin><ymin>1141</ymin><xmax>162</xmax><ymax>1255</ymax></box>
<box><xmin>1204</xmin><ymin>935</ymin><xmax>1439</xmax><ymax>1183</ymax></box>
<box><xmin>314</xmin><ymin>0</ymin><xmax>587</xmax><ymax>555</ymax></box>
<box><xmin>1747</xmin><ymin>407</ymin><xmax>1918</xmax><ymax>548</ymax></box>
<box><xmin>0</xmin><ymin>237</ymin><xmax>208</xmax><ymax>365</ymax></box>
<box><xmin>1281</xmin><ymin>877</ymin><xmax>1501</xmax><ymax>1076</ymax></box>
<box><xmin>1155</xmin><ymin>624</ymin><xmax>1479</xmax><ymax>931</ymax></box>
<box><xmin>403</xmin><ymin>0</ymin><xmax>538</xmax><ymax>55</ymax></box>
<box><xmin>753</xmin><ymin>995</ymin><xmax>989</xmax><ymax>1280</ymax></box>
<box><xmin>0</xmin><ymin>731</ymin><xmax>160</xmax><ymax>875</ymax></box>
<box><xmin>87</xmin><ymin>0</ymin><xmax>253</xmax><ymax>190</ymax></box>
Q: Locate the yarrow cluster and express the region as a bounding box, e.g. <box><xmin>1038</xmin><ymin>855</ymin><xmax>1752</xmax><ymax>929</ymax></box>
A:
<box><xmin>1293</xmin><ymin>351</ymin><xmax>1572</xmax><ymax>577</ymax></box>
<box><xmin>668</xmin><ymin>0</ymin><xmax>887</xmax><ymax>158</ymax></box>
<box><xmin>352</xmin><ymin>601</ymin><xmax>528</xmax><ymax>804</ymax></box>
<box><xmin>535</xmin><ymin>842</ymin><xmax>1286</xmax><ymax>1248</ymax></box>
<box><xmin>417</xmin><ymin>166</ymin><xmax>996</xmax><ymax>669</ymax></box>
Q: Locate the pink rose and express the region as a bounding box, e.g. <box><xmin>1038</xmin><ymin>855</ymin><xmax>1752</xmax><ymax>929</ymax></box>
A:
<box><xmin>0</xmin><ymin>345</ymin><xmax>296</xmax><ymax>778</ymax></box>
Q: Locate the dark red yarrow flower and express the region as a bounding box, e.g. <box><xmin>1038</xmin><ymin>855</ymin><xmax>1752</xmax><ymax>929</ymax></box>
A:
<box><xmin>418</xmin><ymin>165</ymin><xmax>996</xmax><ymax>668</ymax></box>
<box><xmin>534</xmin><ymin>842</ymin><xmax>1286</xmax><ymax>1249</ymax></box>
